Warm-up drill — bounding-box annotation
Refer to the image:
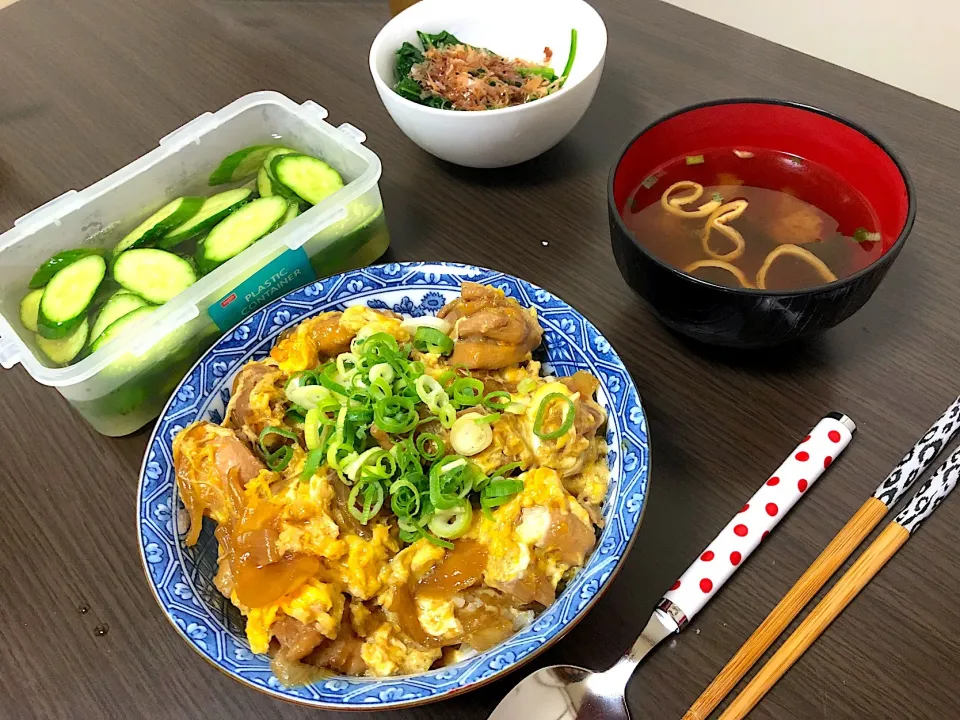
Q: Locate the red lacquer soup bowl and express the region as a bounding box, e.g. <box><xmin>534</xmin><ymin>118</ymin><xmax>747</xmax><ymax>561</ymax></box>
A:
<box><xmin>608</xmin><ymin>99</ymin><xmax>915</xmax><ymax>348</ymax></box>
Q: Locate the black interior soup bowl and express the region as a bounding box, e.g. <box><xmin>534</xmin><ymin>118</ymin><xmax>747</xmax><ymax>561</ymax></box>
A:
<box><xmin>608</xmin><ymin>99</ymin><xmax>915</xmax><ymax>348</ymax></box>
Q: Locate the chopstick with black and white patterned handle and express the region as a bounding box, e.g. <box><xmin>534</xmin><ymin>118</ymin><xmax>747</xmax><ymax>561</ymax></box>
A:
<box><xmin>686</xmin><ymin>396</ymin><xmax>960</xmax><ymax>720</ymax></box>
<box><xmin>721</xmin><ymin>440</ymin><xmax>960</xmax><ymax>718</ymax></box>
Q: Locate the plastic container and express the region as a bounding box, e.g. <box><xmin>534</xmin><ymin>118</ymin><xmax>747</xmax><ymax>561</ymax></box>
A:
<box><xmin>0</xmin><ymin>92</ymin><xmax>389</xmax><ymax>436</ymax></box>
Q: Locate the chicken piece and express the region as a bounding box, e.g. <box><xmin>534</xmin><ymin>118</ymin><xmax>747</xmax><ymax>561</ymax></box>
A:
<box><xmin>270</xmin><ymin>600</ymin><xmax>367</xmax><ymax>686</ymax></box>
<box><xmin>173</xmin><ymin>421</ymin><xmax>266</xmax><ymax>546</ymax></box>
<box><xmin>438</xmin><ymin>283</ymin><xmax>543</xmax><ymax>370</ymax></box>
<box><xmin>223</xmin><ymin>360</ymin><xmax>288</xmax><ymax>447</ymax></box>
<box><xmin>304</xmin><ymin>602</ymin><xmax>369</xmax><ymax>676</ymax></box>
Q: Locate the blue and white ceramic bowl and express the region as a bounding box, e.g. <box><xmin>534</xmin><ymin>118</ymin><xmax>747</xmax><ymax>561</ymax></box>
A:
<box><xmin>138</xmin><ymin>262</ymin><xmax>650</xmax><ymax>709</ymax></box>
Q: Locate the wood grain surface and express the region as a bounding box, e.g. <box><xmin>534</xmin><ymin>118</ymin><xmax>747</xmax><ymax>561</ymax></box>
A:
<box><xmin>0</xmin><ymin>1</ymin><xmax>958</xmax><ymax>718</ymax></box>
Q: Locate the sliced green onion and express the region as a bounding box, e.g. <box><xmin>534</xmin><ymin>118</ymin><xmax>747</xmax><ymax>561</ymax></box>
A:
<box><xmin>853</xmin><ymin>227</ymin><xmax>882</xmax><ymax>243</ymax></box>
<box><xmin>390</xmin><ymin>476</ymin><xmax>422</xmax><ymax>518</ymax></box>
<box><xmin>258</xmin><ymin>425</ymin><xmax>298</xmax><ymax>448</ymax></box>
<box><xmin>438</xmin><ymin>404</ymin><xmax>457</xmax><ymax>429</ymax></box>
<box><xmin>336</xmin><ymin>352</ymin><xmax>359</xmax><ymax>377</ymax></box>
<box><xmin>348</xmin><ymin>478</ymin><xmax>385</xmax><ymax>524</ymax></box>
<box><xmin>427</xmin><ymin>499</ymin><xmax>473</xmax><ymax>539</ymax></box>
<box><xmin>482</xmin><ymin>391</ymin><xmax>511</xmax><ymax>410</ymax></box>
<box><xmin>304</xmin><ymin>408</ymin><xmax>322</xmax><ymax>450</ymax></box>
<box><xmin>429</xmin><ymin>456</ymin><xmax>471</xmax><ymax>510</ymax></box>
<box><xmin>451</xmin><ymin>377</ymin><xmax>484</xmax><ymax>407</ymax></box>
<box><xmin>370</xmin><ymin>362</ymin><xmax>395</xmax><ymax>385</ymax></box>
<box><xmin>357</xmin><ymin>332</ymin><xmax>400</xmax><ymax>365</ymax></box>
<box><xmin>369</xmin><ymin>376</ymin><xmax>392</xmax><ymax>400</ymax></box>
<box><xmin>372</xmin><ymin>451</ymin><xmax>397</xmax><ymax>478</ymax></box>
<box><xmin>474</xmin><ymin>412</ymin><xmax>501</xmax><ymax>425</ymax></box>
<box><xmin>480</xmin><ymin>478</ymin><xmax>524</xmax><ymax>518</ymax></box>
<box><xmin>342</xmin><ymin>447</ymin><xmax>383</xmax><ymax>483</ymax></box>
<box><xmin>492</xmin><ymin>461</ymin><xmax>524</xmax><ymax>478</ymax></box>
<box><xmin>301</xmin><ymin>447</ymin><xmax>325</xmax><ymax>482</ymax></box>
<box><xmin>413</xmin><ymin>326</ymin><xmax>454</xmax><ymax>355</ymax></box>
<box><xmin>318</xmin><ymin>362</ymin><xmax>348</xmax><ymax>396</ymax></box>
<box><xmin>438</xmin><ymin>369</ymin><xmax>458</xmax><ymax>389</ymax></box>
<box><xmin>257</xmin><ymin>426</ymin><xmax>296</xmax><ymax>472</ymax></box>
<box><xmin>264</xmin><ymin>445</ymin><xmax>293</xmax><ymax>472</ymax></box>
<box><xmin>517</xmin><ymin>378</ymin><xmax>538</xmax><ymax>394</ymax></box>
<box><xmin>415</xmin><ymin>375</ymin><xmax>448</xmax><ymax>411</ymax></box>
<box><xmin>420</xmin><ymin>530</ymin><xmax>454</xmax><ymax>549</ymax></box>
<box><xmin>286</xmin><ymin>370</ymin><xmax>320</xmax><ymax>394</ymax></box>
<box><xmin>258</xmin><ymin>425</ymin><xmax>297</xmax><ymax>471</ymax></box>
<box><xmin>391</xmin><ymin>438</ymin><xmax>421</xmax><ymax>472</ymax></box>
<box><xmin>416</xmin><ymin>432</ymin><xmax>445</xmax><ymax>461</ymax></box>
<box><xmin>532</xmin><ymin>392</ymin><xmax>575</xmax><ymax>440</ymax></box>
<box><xmin>484</xmin><ymin>478</ymin><xmax>524</xmax><ymax>498</ymax></box>
<box><xmin>686</xmin><ymin>154</ymin><xmax>705</xmax><ymax>165</ymax></box>
<box><xmin>288</xmin><ymin>384</ymin><xmax>332</xmax><ymax>410</ymax></box>
<box><xmin>285</xmin><ymin>406</ymin><xmax>306</xmax><ymax>425</ymax></box>
<box><xmin>374</xmin><ymin>396</ymin><xmax>419</xmax><ymax>434</ymax></box>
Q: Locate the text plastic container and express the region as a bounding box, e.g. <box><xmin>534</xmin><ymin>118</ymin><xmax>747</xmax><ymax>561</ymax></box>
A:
<box><xmin>0</xmin><ymin>92</ymin><xmax>388</xmax><ymax>436</ymax></box>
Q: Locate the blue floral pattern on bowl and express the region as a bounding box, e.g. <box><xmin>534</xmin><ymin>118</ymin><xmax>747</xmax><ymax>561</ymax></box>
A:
<box><xmin>137</xmin><ymin>262</ymin><xmax>649</xmax><ymax>710</ymax></box>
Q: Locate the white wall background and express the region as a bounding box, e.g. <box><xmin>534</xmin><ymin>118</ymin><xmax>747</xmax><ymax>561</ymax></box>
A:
<box><xmin>660</xmin><ymin>0</ymin><xmax>960</xmax><ymax>111</ymax></box>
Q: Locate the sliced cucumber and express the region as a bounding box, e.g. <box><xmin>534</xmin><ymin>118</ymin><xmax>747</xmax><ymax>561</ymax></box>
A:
<box><xmin>113</xmin><ymin>196</ymin><xmax>205</xmax><ymax>256</ymax></box>
<box><xmin>29</xmin><ymin>248</ymin><xmax>102</xmax><ymax>289</ymax></box>
<box><xmin>91</xmin><ymin>306</ymin><xmax>158</xmax><ymax>353</ymax></box>
<box><xmin>90</xmin><ymin>290</ymin><xmax>150</xmax><ymax>345</ymax></box>
<box><xmin>113</xmin><ymin>249</ymin><xmax>198</xmax><ymax>304</ymax></box>
<box><xmin>208</xmin><ymin>145</ymin><xmax>281</xmax><ymax>185</ymax></box>
<box><xmin>196</xmin><ymin>196</ymin><xmax>288</xmax><ymax>273</ymax></box>
<box><xmin>272</xmin><ymin>154</ymin><xmax>344</xmax><ymax>206</ymax></box>
<box><xmin>256</xmin><ymin>147</ymin><xmax>298</xmax><ymax>198</ymax></box>
<box><xmin>256</xmin><ymin>166</ymin><xmax>273</xmax><ymax>198</ymax></box>
<box><xmin>159</xmin><ymin>188</ymin><xmax>252</xmax><ymax>249</ymax></box>
<box><xmin>19</xmin><ymin>288</ymin><xmax>44</xmax><ymax>332</ymax></box>
<box><xmin>37</xmin><ymin>254</ymin><xmax>106</xmax><ymax>339</ymax></box>
<box><xmin>280</xmin><ymin>200</ymin><xmax>301</xmax><ymax>227</ymax></box>
<box><xmin>37</xmin><ymin>318</ymin><xmax>89</xmax><ymax>365</ymax></box>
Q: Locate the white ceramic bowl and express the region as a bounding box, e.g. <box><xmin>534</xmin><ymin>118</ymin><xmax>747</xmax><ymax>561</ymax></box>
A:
<box><xmin>369</xmin><ymin>0</ymin><xmax>607</xmax><ymax>168</ymax></box>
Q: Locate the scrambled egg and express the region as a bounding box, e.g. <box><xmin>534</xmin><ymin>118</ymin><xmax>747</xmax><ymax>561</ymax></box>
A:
<box><xmin>361</xmin><ymin>623</ymin><xmax>442</xmax><ymax>676</ymax></box>
<box><xmin>333</xmin><ymin>527</ymin><xmax>398</xmax><ymax>600</ymax></box>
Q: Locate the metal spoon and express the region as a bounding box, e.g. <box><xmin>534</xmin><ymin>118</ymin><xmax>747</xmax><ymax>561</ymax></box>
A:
<box><xmin>488</xmin><ymin>413</ymin><xmax>856</xmax><ymax>720</ymax></box>
<box><xmin>487</xmin><ymin>610</ymin><xmax>678</xmax><ymax>720</ymax></box>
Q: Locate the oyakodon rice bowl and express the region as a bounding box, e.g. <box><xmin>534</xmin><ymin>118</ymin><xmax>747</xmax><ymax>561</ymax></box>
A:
<box><xmin>138</xmin><ymin>263</ymin><xmax>649</xmax><ymax>709</ymax></box>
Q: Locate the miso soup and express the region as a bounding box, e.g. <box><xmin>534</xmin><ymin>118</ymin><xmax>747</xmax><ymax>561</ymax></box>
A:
<box><xmin>622</xmin><ymin>148</ymin><xmax>883</xmax><ymax>291</ymax></box>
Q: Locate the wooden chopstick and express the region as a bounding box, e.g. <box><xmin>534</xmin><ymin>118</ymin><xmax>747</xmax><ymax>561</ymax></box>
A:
<box><xmin>684</xmin><ymin>397</ymin><xmax>960</xmax><ymax>720</ymax></box>
<box><xmin>718</xmin><ymin>441</ymin><xmax>960</xmax><ymax>719</ymax></box>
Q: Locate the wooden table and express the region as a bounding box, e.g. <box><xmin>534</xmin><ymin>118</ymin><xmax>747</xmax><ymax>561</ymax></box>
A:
<box><xmin>1</xmin><ymin>0</ymin><xmax>958</xmax><ymax>717</ymax></box>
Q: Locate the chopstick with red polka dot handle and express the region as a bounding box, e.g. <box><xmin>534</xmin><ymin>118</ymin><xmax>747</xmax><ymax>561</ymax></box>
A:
<box><xmin>685</xmin><ymin>395</ymin><xmax>960</xmax><ymax>720</ymax></box>
<box><xmin>659</xmin><ymin>412</ymin><xmax>856</xmax><ymax>629</ymax></box>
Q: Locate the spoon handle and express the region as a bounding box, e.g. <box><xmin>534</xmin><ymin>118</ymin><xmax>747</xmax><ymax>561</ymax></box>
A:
<box><xmin>657</xmin><ymin>413</ymin><xmax>855</xmax><ymax>628</ymax></box>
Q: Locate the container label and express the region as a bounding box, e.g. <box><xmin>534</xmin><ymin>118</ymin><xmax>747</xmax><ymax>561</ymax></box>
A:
<box><xmin>208</xmin><ymin>248</ymin><xmax>316</xmax><ymax>331</ymax></box>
